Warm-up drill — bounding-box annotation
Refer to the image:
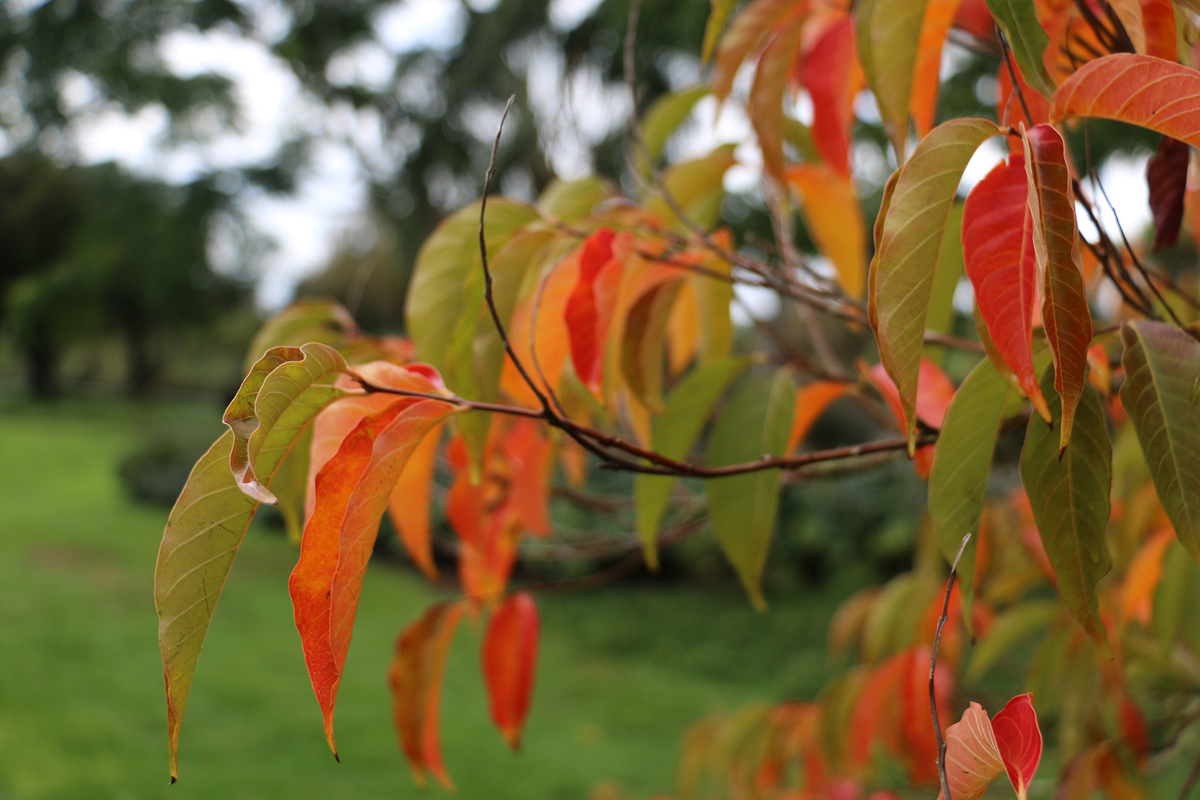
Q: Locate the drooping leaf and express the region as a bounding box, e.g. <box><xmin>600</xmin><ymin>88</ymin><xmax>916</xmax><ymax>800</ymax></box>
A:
<box><xmin>155</xmin><ymin>432</ymin><xmax>258</xmax><ymax>781</ymax></box>
<box><xmin>644</xmin><ymin>144</ymin><xmax>739</xmax><ymax>231</ymax></box>
<box><xmin>750</xmin><ymin>15</ymin><xmax>805</xmax><ymax>184</ymax></box>
<box><xmin>985</xmin><ymin>0</ymin><xmax>1055</xmax><ymax>98</ymax></box>
<box><xmin>406</xmin><ymin>198</ymin><xmax>539</xmax><ymax>371</ymax></box>
<box><xmin>938</xmin><ymin>702</ymin><xmax>1004</xmax><ymax>800</ymax></box>
<box><xmin>929</xmin><ymin>357</ymin><xmax>1022</xmax><ymax>619</ymax></box>
<box><xmin>965</xmin><ymin>600</ymin><xmax>1061</xmax><ymax>682</ymax></box>
<box><xmin>786</xmin><ymin>380</ymin><xmax>850</xmax><ymax>454</ymax></box>
<box><xmin>640</xmin><ymin>86</ymin><xmax>712</xmax><ymax>171</ymax></box>
<box><xmin>635</xmin><ymin>357</ymin><xmax>750</xmax><ymax>568</ymax></box>
<box><xmin>865</xmin><ymin>0</ymin><xmax>930</xmax><ymax>154</ymax></box>
<box><xmin>801</xmin><ymin>16</ymin><xmax>861</xmax><ymax>177</ymax></box>
<box><xmin>290</xmin><ymin>397</ymin><xmax>457</xmax><ymax>755</ymax></box>
<box><xmin>992</xmin><ymin>693</ymin><xmax>1043</xmax><ymax>800</ymax></box>
<box><xmin>482</xmin><ymin>592</ymin><xmax>540</xmax><ymax>750</ymax></box>
<box><xmin>706</xmin><ymin>368</ymin><xmax>796</xmax><ymax>609</ymax></box>
<box><xmin>1051</xmin><ymin>54</ymin><xmax>1200</xmax><ymax>147</ymax></box>
<box><xmin>502</xmin><ymin>419</ymin><xmax>555</xmax><ymax>537</ymax></box>
<box><xmin>702</xmin><ymin>0</ymin><xmax>740</xmax><ymax>63</ymax></box>
<box><xmin>911</xmin><ymin>0</ymin><xmax>964</xmax><ymax>138</ymax></box>
<box><xmin>962</xmin><ymin>152</ymin><xmax>1050</xmax><ymax>421</ymax></box>
<box><xmin>1023</xmin><ymin>123</ymin><xmax>1092</xmax><ymax>452</ymax></box>
<box><xmin>388</xmin><ymin>421</ymin><xmax>445</xmax><ymax>579</ymax></box>
<box><xmin>785</xmin><ymin>164</ymin><xmax>866</xmax><ymax>297</ymax></box>
<box><xmin>1147</xmin><ymin>136</ymin><xmax>1189</xmax><ymax>251</ymax></box>
<box><xmin>1120</xmin><ymin>320</ymin><xmax>1200</xmax><ymax>562</ymax></box>
<box><xmin>565</xmin><ymin>228</ymin><xmax>623</xmax><ymax>397</ymax></box>
<box><xmin>388</xmin><ymin>601</ymin><xmax>465</xmax><ymax>788</ymax></box>
<box><xmin>1019</xmin><ymin>365</ymin><xmax>1113</xmax><ymax>655</ymax></box>
<box><xmin>1119</xmin><ymin>527</ymin><xmax>1174</xmax><ymax>625</ymax></box>
<box><xmin>712</xmin><ymin>0</ymin><xmax>808</xmax><ymax>101</ymax></box>
<box><xmin>869</xmin><ymin>117</ymin><xmax>999</xmax><ymax>450</ymax></box>
<box><xmin>621</xmin><ymin>278</ymin><xmax>685</xmax><ymax>410</ymax></box>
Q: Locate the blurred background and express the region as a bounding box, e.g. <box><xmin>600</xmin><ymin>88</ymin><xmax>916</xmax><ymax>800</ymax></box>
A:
<box><xmin>0</xmin><ymin>0</ymin><xmax>1164</xmax><ymax>797</ymax></box>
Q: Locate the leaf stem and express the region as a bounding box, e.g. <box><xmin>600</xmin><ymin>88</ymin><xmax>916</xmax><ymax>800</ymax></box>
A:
<box><xmin>932</xmin><ymin>532</ymin><xmax>973</xmax><ymax>800</ymax></box>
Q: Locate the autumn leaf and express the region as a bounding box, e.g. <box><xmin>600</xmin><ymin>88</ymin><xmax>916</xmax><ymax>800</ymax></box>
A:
<box><xmin>388</xmin><ymin>421</ymin><xmax>445</xmax><ymax>579</ymax></box>
<box><xmin>1051</xmin><ymin>54</ymin><xmax>1200</xmax><ymax>147</ymax></box>
<box><xmin>711</xmin><ymin>0</ymin><xmax>808</xmax><ymax>102</ymax></box>
<box><xmin>939</xmin><ymin>702</ymin><xmax>1004</xmax><ymax>800</ymax></box>
<box><xmin>750</xmin><ymin>14</ymin><xmax>805</xmax><ymax>184</ymax></box>
<box><xmin>996</xmin><ymin>54</ymin><xmax>1052</xmax><ymax>127</ymax></box>
<box><xmin>786</xmin><ymin>380</ymin><xmax>850</xmax><ymax>454</ymax></box>
<box><xmin>566</xmin><ymin>228</ymin><xmax>623</xmax><ymax>397</ymax></box>
<box><xmin>388</xmin><ymin>601</ymin><xmax>465</xmax><ymax>788</ymax></box>
<box><xmin>869</xmin><ymin>116</ymin><xmax>998</xmax><ymax>451</ymax></box>
<box><xmin>290</xmin><ymin>396</ymin><xmax>457</xmax><ymax>756</ymax></box>
<box><xmin>992</xmin><ymin>694</ymin><xmax>1043</xmax><ymax>799</ymax></box>
<box><xmin>962</xmin><ymin>151</ymin><xmax>1050</xmax><ymax>421</ymax></box>
<box><xmin>785</xmin><ymin>164</ymin><xmax>866</xmax><ymax>298</ymax></box>
<box><xmin>1146</xmin><ymin>136</ymin><xmax>1189</xmax><ymax>251</ymax></box>
<box><xmin>911</xmin><ymin>0</ymin><xmax>964</xmax><ymax>138</ymax></box>
<box><xmin>1023</xmin><ymin>123</ymin><xmax>1092</xmax><ymax>453</ymax></box>
<box><xmin>483</xmin><ymin>592</ymin><xmax>540</xmax><ymax>750</ymax></box>
<box><xmin>862</xmin><ymin>0</ymin><xmax>929</xmax><ymax>154</ymax></box>
<box><xmin>801</xmin><ymin>16</ymin><xmax>861</xmax><ymax>177</ymax></box>
<box><xmin>1120</xmin><ymin>320</ymin><xmax>1200</xmax><ymax>563</ymax></box>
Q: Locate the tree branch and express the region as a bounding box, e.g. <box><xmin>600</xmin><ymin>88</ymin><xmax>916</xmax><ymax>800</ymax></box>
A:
<box><xmin>932</xmin><ymin>532</ymin><xmax>973</xmax><ymax>800</ymax></box>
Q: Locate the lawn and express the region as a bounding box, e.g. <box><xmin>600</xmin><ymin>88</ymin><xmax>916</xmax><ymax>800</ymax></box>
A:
<box><xmin>0</xmin><ymin>401</ymin><xmax>854</xmax><ymax>800</ymax></box>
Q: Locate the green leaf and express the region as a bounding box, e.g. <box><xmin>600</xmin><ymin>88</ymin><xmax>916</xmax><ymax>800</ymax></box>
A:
<box><xmin>536</xmin><ymin>177</ymin><xmax>613</xmax><ymax>223</ymax></box>
<box><xmin>635</xmin><ymin>357</ymin><xmax>751</xmax><ymax>568</ymax></box>
<box><xmin>926</xmin><ymin>202</ymin><xmax>964</xmax><ymax>364</ymax></box>
<box><xmin>1120</xmin><ymin>320</ymin><xmax>1200</xmax><ymax>563</ymax></box>
<box><xmin>865</xmin><ymin>0</ymin><xmax>929</xmax><ymax>155</ymax></box>
<box><xmin>644</xmin><ymin>144</ymin><xmax>737</xmax><ymax>232</ymax></box>
<box><xmin>224</xmin><ymin>346</ymin><xmax>305</xmax><ymax>503</ymax></box>
<box><xmin>706</xmin><ymin>368</ymin><xmax>795</xmax><ymax>609</ymax></box>
<box><xmin>965</xmin><ymin>599</ymin><xmax>1061</xmax><ymax>682</ymax></box>
<box><xmin>1019</xmin><ymin>365</ymin><xmax>1113</xmax><ymax>655</ymax></box>
<box><xmin>702</xmin><ymin>0</ymin><xmax>738</xmax><ymax>64</ymax></box>
<box><xmin>406</xmin><ymin>198</ymin><xmax>540</xmax><ymax>371</ymax></box>
<box><xmin>854</xmin><ymin>0</ymin><xmax>881</xmax><ymax>105</ymax></box>
<box><xmin>869</xmin><ymin>117</ymin><xmax>999</xmax><ymax>451</ymax></box>
<box><xmin>621</xmin><ymin>279</ymin><xmax>685</xmax><ymax>410</ymax></box>
<box><xmin>928</xmin><ymin>357</ymin><xmax>1022</xmax><ymax>622</ymax></box>
<box><xmin>1152</xmin><ymin>541</ymin><xmax>1200</xmax><ymax>652</ymax></box>
<box><xmin>985</xmin><ymin>0</ymin><xmax>1055</xmax><ymax>98</ymax></box>
<box><xmin>155</xmin><ymin>432</ymin><xmax>259</xmax><ymax>781</ymax></box>
<box><xmin>641</xmin><ymin>86</ymin><xmax>711</xmax><ymax>172</ymax></box>
<box><xmin>243</xmin><ymin>299</ymin><xmax>358</xmax><ymax>373</ymax></box>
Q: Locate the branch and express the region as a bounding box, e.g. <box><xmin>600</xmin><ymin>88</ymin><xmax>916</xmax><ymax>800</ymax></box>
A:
<box><xmin>932</xmin><ymin>532</ymin><xmax>973</xmax><ymax>800</ymax></box>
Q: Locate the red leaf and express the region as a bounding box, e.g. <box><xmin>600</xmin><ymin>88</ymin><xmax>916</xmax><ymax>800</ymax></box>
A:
<box><xmin>801</xmin><ymin>16</ymin><xmax>860</xmax><ymax>177</ymax></box>
<box><xmin>866</xmin><ymin>359</ymin><xmax>954</xmax><ymax>478</ymax></box>
<box><xmin>1139</xmin><ymin>0</ymin><xmax>1177</xmax><ymax>61</ymax></box>
<box><xmin>1147</xmin><ymin>135</ymin><xmax>1189</xmax><ymax>250</ymax></box>
<box><xmin>991</xmin><ymin>693</ymin><xmax>1043</xmax><ymax>800</ymax></box>
<box><xmin>962</xmin><ymin>151</ymin><xmax>1051</xmax><ymax>422</ymax></box>
<box><xmin>482</xmin><ymin>592</ymin><xmax>540</xmax><ymax>749</ymax></box>
<box><xmin>565</xmin><ymin>229</ymin><xmax>624</xmax><ymax>396</ymax></box>
<box><xmin>501</xmin><ymin>419</ymin><xmax>554</xmax><ymax>537</ymax></box>
<box><xmin>387</xmin><ymin>601</ymin><xmax>465</xmax><ymax>788</ymax></box>
<box><xmin>289</xmin><ymin>396</ymin><xmax>456</xmax><ymax>755</ymax></box>
<box><xmin>1022</xmin><ymin>123</ymin><xmax>1092</xmax><ymax>453</ymax></box>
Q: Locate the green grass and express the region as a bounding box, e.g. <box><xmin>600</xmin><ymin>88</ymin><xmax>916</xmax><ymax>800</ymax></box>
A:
<box><xmin>0</xmin><ymin>401</ymin><xmax>854</xmax><ymax>800</ymax></box>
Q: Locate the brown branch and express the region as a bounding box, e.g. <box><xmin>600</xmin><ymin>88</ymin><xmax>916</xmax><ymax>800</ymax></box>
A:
<box><xmin>932</xmin><ymin>532</ymin><xmax>973</xmax><ymax>800</ymax></box>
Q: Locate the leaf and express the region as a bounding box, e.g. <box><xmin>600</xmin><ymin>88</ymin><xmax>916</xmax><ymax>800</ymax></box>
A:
<box><xmin>388</xmin><ymin>601</ymin><xmax>465</xmax><ymax>788</ymax></box>
<box><xmin>229</xmin><ymin>342</ymin><xmax>352</xmax><ymax>504</ymax></box>
<box><xmin>938</xmin><ymin>702</ymin><xmax>1004</xmax><ymax>800</ymax></box>
<box><xmin>1023</xmin><ymin>123</ymin><xmax>1092</xmax><ymax>453</ymax></box>
<box><xmin>388</xmin><ymin>421</ymin><xmax>445</xmax><ymax>579</ymax></box>
<box><xmin>155</xmin><ymin>432</ymin><xmax>258</xmax><ymax>781</ymax></box>
<box><xmin>1147</xmin><ymin>136</ymin><xmax>1189</xmax><ymax>250</ymax></box>
<box><xmin>996</xmin><ymin>54</ymin><xmax>1052</xmax><ymax>127</ymax></box>
<box><xmin>1120</xmin><ymin>320</ymin><xmax>1200</xmax><ymax>562</ymax></box>
<box><xmin>621</xmin><ymin>278</ymin><xmax>685</xmax><ymax>410</ymax></box>
<box><xmin>642</xmin><ymin>86</ymin><xmax>711</xmax><ymax>172</ymax></box>
<box><xmin>711</xmin><ymin>0</ymin><xmax>807</xmax><ymax>101</ymax></box>
<box><xmin>635</xmin><ymin>357</ymin><xmax>750</xmax><ymax>568</ymax></box>
<box><xmin>750</xmin><ymin>15</ymin><xmax>805</xmax><ymax>184</ymax></box>
<box><xmin>865</xmin><ymin>0</ymin><xmax>929</xmax><ymax>154</ymax></box>
<box><xmin>536</xmin><ymin>177</ymin><xmax>612</xmax><ymax>223</ymax></box>
<box><xmin>962</xmin><ymin>152</ymin><xmax>1050</xmax><ymax>421</ymax></box>
<box><xmin>1119</xmin><ymin>527</ymin><xmax>1174</xmax><ymax>625</ymax></box>
<box><xmin>926</xmin><ymin>202</ymin><xmax>965</xmax><ymax>358</ymax></box>
<box><xmin>911</xmin><ymin>0</ymin><xmax>964</xmax><ymax>138</ymax></box>
<box><xmin>1051</xmin><ymin>54</ymin><xmax>1200</xmax><ymax>147</ymax></box>
<box><xmin>985</xmin><ymin>0</ymin><xmax>1055</xmax><ymax>98</ymax></box>
<box><xmin>785</xmin><ymin>165</ymin><xmax>866</xmax><ymax>298</ymax></box>
<box><xmin>1139</xmin><ymin>0</ymin><xmax>1178</xmax><ymax>60</ymax></box>
<box><xmin>866</xmin><ymin>358</ymin><xmax>956</xmax><ymax>477</ymax></box>
<box><xmin>801</xmin><ymin>16</ymin><xmax>861</xmax><ymax>177</ymax></box>
<box><xmin>565</xmin><ymin>228</ymin><xmax>623</xmax><ymax>396</ymax></box>
<box><xmin>1019</xmin><ymin>365</ymin><xmax>1113</xmax><ymax>655</ymax></box>
<box><xmin>992</xmin><ymin>693</ymin><xmax>1043</xmax><ymax>800</ymax></box>
<box><xmin>965</xmin><ymin>600</ymin><xmax>1061</xmax><ymax>682</ymax></box>
<box><xmin>406</xmin><ymin>198</ymin><xmax>539</xmax><ymax>372</ymax></box>
<box><xmin>502</xmin><ymin>248</ymin><xmax>580</xmax><ymax>407</ymax></box>
<box><xmin>242</xmin><ymin>299</ymin><xmax>359</xmax><ymax>374</ymax></box>
<box><xmin>482</xmin><ymin>592</ymin><xmax>540</xmax><ymax>750</ymax></box>
<box><xmin>289</xmin><ymin>397</ymin><xmax>457</xmax><ymax>755</ymax></box>
<box><xmin>644</xmin><ymin>144</ymin><xmax>738</xmax><ymax>231</ymax></box>
<box><xmin>869</xmin><ymin>116</ymin><xmax>999</xmax><ymax>451</ymax></box>
<box><xmin>786</xmin><ymin>380</ymin><xmax>850</xmax><ymax>454</ymax></box>
<box><xmin>706</xmin><ymin>368</ymin><xmax>796</xmax><ymax>609</ymax></box>
<box><xmin>929</xmin><ymin>357</ymin><xmax>1022</xmax><ymax>620</ymax></box>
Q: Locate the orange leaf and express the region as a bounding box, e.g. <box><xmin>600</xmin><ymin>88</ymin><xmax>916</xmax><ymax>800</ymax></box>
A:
<box><xmin>865</xmin><ymin>359</ymin><xmax>955</xmax><ymax>478</ymax></box>
<box><xmin>502</xmin><ymin>419</ymin><xmax>554</xmax><ymax>537</ymax></box>
<box><xmin>1138</xmin><ymin>0</ymin><xmax>1177</xmax><ymax>60</ymax></box>
<box><xmin>800</xmin><ymin>16</ymin><xmax>860</xmax><ymax>177</ymax></box>
<box><xmin>565</xmin><ymin>229</ymin><xmax>625</xmax><ymax>397</ymax></box>
<box><xmin>911</xmin><ymin>0</ymin><xmax>964</xmax><ymax>138</ymax></box>
<box><xmin>289</xmin><ymin>396</ymin><xmax>455</xmax><ymax>756</ymax></box>
<box><xmin>503</xmin><ymin>249</ymin><xmax>580</xmax><ymax>407</ymax></box>
<box><xmin>1022</xmin><ymin>123</ymin><xmax>1092</xmax><ymax>452</ymax></box>
<box><xmin>712</xmin><ymin>0</ymin><xmax>810</xmax><ymax>102</ymax></box>
<box><xmin>786</xmin><ymin>380</ymin><xmax>849</xmax><ymax>454</ymax></box>
<box><xmin>938</xmin><ymin>702</ymin><xmax>1004</xmax><ymax>800</ymax></box>
<box><xmin>1119</xmin><ymin>527</ymin><xmax>1173</xmax><ymax>626</ymax></box>
<box><xmin>785</xmin><ymin>165</ymin><xmax>866</xmax><ymax>297</ymax></box>
<box><xmin>388</xmin><ymin>421</ymin><xmax>444</xmax><ymax>578</ymax></box>
<box><xmin>1052</xmin><ymin>54</ymin><xmax>1200</xmax><ymax>148</ymax></box>
<box><xmin>997</xmin><ymin>56</ymin><xmax>1052</xmax><ymax>128</ymax></box>
<box><xmin>962</xmin><ymin>151</ymin><xmax>1051</xmax><ymax>422</ymax></box>
<box><xmin>482</xmin><ymin>592</ymin><xmax>540</xmax><ymax>749</ymax></box>
<box><xmin>387</xmin><ymin>601</ymin><xmax>465</xmax><ymax>788</ymax></box>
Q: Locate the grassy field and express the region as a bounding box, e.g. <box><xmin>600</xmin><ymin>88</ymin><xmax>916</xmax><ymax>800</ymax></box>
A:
<box><xmin>0</xmin><ymin>401</ymin><xmax>854</xmax><ymax>800</ymax></box>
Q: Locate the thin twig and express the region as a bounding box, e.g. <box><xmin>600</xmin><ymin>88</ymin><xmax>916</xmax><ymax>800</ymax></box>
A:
<box><xmin>932</xmin><ymin>532</ymin><xmax>973</xmax><ymax>800</ymax></box>
<box><xmin>1179</xmin><ymin>749</ymin><xmax>1200</xmax><ymax>800</ymax></box>
<box><xmin>998</xmin><ymin>30</ymin><xmax>1034</xmax><ymax>127</ymax></box>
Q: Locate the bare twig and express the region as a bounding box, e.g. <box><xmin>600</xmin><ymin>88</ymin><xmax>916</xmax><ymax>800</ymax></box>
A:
<box><xmin>932</xmin><ymin>532</ymin><xmax>973</xmax><ymax>800</ymax></box>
